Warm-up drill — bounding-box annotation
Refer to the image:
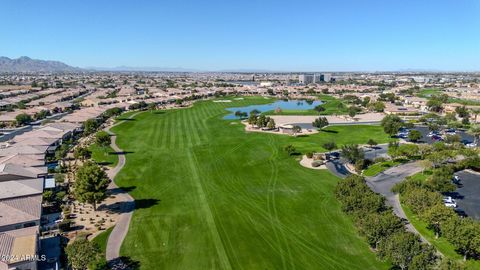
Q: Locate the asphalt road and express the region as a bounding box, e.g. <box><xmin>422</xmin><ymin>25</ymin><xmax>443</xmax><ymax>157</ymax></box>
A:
<box><xmin>450</xmin><ymin>170</ymin><xmax>480</xmax><ymax>220</ymax></box>
<box><xmin>325</xmin><ymin>144</ymin><xmax>389</xmax><ymax>178</ymax></box>
<box><xmin>365</xmin><ymin>161</ymin><xmax>428</xmax><ymax>242</ymax></box>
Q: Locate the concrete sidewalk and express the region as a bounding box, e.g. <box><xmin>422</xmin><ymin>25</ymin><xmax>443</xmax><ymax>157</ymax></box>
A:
<box><xmin>104</xmin><ymin>112</ymin><xmax>141</xmax><ymax>269</ymax></box>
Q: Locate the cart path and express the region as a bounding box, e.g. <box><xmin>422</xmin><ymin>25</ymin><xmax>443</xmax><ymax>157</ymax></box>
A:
<box><xmin>104</xmin><ymin>112</ymin><xmax>142</xmax><ymax>269</ymax></box>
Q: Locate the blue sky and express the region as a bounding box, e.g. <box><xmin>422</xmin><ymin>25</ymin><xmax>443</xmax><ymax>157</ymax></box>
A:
<box><xmin>1</xmin><ymin>0</ymin><xmax>479</xmax><ymax>71</ymax></box>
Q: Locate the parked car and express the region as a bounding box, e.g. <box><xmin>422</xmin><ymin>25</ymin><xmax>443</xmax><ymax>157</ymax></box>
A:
<box><xmin>466</xmin><ymin>143</ymin><xmax>477</xmax><ymax>148</ymax></box>
<box><xmin>443</xmin><ymin>196</ymin><xmax>457</xmax><ymax>208</ymax></box>
<box><xmin>445</xmin><ymin>128</ymin><xmax>456</xmax><ymax>135</ymax></box>
<box><xmin>452</xmin><ymin>175</ymin><xmax>460</xmax><ymax>184</ymax></box>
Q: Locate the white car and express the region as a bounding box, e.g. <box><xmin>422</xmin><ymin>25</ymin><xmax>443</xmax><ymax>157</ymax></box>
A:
<box><xmin>452</xmin><ymin>175</ymin><xmax>460</xmax><ymax>183</ymax></box>
<box><xmin>445</xmin><ymin>202</ymin><xmax>457</xmax><ymax>208</ymax></box>
<box><xmin>443</xmin><ymin>196</ymin><xmax>457</xmax><ymax>208</ymax></box>
<box><xmin>466</xmin><ymin>143</ymin><xmax>477</xmax><ymax>148</ymax></box>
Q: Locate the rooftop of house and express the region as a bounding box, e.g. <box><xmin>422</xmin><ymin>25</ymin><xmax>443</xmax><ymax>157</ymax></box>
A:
<box><xmin>0</xmin><ymin>163</ymin><xmax>46</xmax><ymax>180</ymax></box>
<box><xmin>0</xmin><ymin>226</ymin><xmax>38</xmax><ymax>264</ymax></box>
<box><xmin>0</xmin><ymin>154</ymin><xmax>45</xmax><ymax>168</ymax></box>
<box><xmin>0</xmin><ymin>179</ymin><xmax>44</xmax><ymax>200</ymax></box>
<box><xmin>0</xmin><ymin>194</ymin><xmax>42</xmax><ymax>227</ymax></box>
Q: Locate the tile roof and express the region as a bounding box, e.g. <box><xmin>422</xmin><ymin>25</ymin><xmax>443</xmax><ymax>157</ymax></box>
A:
<box><xmin>0</xmin><ymin>226</ymin><xmax>38</xmax><ymax>264</ymax></box>
<box><xmin>0</xmin><ymin>195</ymin><xmax>42</xmax><ymax>227</ymax></box>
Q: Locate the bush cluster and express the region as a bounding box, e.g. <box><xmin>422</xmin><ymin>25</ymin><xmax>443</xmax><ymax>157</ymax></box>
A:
<box><xmin>335</xmin><ymin>175</ymin><xmax>439</xmax><ymax>269</ymax></box>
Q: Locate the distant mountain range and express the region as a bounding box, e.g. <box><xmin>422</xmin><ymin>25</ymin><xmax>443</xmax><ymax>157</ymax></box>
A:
<box><xmin>87</xmin><ymin>66</ymin><xmax>201</xmax><ymax>72</ymax></box>
<box><xmin>0</xmin><ymin>56</ymin><xmax>83</xmax><ymax>73</ymax></box>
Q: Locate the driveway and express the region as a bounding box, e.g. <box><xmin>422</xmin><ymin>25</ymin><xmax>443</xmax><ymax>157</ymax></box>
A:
<box><xmin>325</xmin><ymin>159</ymin><xmax>350</xmax><ymax>178</ymax></box>
<box><xmin>325</xmin><ymin>144</ymin><xmax>388</xmax><ymax>179</ymax></box>
<box><xmin>365</xmin><ymin>162</ymin><xmax>428</xmax><ymax>242</ymax></box>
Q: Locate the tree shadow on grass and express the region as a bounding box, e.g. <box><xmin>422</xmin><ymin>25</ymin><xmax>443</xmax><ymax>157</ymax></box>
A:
<box><xmin>153</xmin><ymin>111</ymin><xmax>166</xmax><ymax>115</ymax></box>
<box><xmin>109</xmin><ymin>186</ymin><xmax>136</xmax><ymax>195</ymax></box>
<box><xmin>321</xmin><ymin>129</ymin><xmax>339</xmax><ymax>133</ymax></box>
<box><xmin>135</xmin><ymin>199</ymin><xmax>160</xmax><ymax>209</ymax></box>
<box><xmin>117</xmin><ymin>118</ymin><xmax>136</xmax><ymax>121</ymax></box>
<box><xmin>97</xmin><ymin>161</ymin><xmax>113</xmax><ymax>166</ymax></box>
<box><xmin>108</xmin><ymin>151</ymin><xmax>135</xmax><ymax>155</ymax></box>
<box><xmin>108</xmin><ymin>256</ymin><xmax>141</xmax><ymax>270</ymax></box>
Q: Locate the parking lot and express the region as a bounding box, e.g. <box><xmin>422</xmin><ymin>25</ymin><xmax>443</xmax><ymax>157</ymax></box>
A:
<box><xmin>451</xmin><ymin>170</ymin><xmax>480</xmax><ymax>220</ymax></box>
<box><xmin>400</xmin><ymin>126</ymin><xmax>474</xmax><ymax>145</ymax></box>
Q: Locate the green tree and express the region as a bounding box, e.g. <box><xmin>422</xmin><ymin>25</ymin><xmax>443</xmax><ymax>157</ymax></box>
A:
<box><xmin>409</xmin><ymin>246</ymin><xmax>438</xmax><ymax>270</ymax></box>
<box><xmin>408</xmin><ymin>130</ymin><xmax>422</xmax><ymax>142</ymax></box>
<box><xmin>367</xmin><ymin>139</ymin><xmax>378</xmax><ymax>148</ymax></box>
<box><xmin>370</xmin><ymin>101</ymin><xmax>386</xmax><ymax>112</ymax></box>
<box><xmin>426</xmin><ymin>166</ymin><xmax>456</xmax><ymax>193</ymax></box>
<box><xmin>423</xmin><ymin>204</ymin><xmax>456</xmax><ymax>238</ymax></box>
<box><xmin>147</xmin><ymin>103</ymin><xmax>157</xmax><ymax>111</ymax></box>
<box><xmin>250</xmin><ymin>109</ymin><xmax>261</xmax><ymax>115</ymax></box>
<box><xmin>247</xmin><ymin>114</ymin><xmax>258</xmax><ymax>125</ymax></box>
<box><xmin>348</xmin><ymin>106</ymin><xmax>359</xmax><ymax>117</ymax></box>
<box><xmin>378</xmin><ymin>232</ymin><xmax>424</xmax><ymax>270</ymax></box>
<box><xmin>314</xmin><ymin>105</ymin><xmax>326</xmax><ymax>113</ymax></box>
<box><xmin>55</xmin><ymin>144</ymin><xmax>69</xmax><ymax>161</ymax></box>
<box><xmin>312</xmin><ymin>117</ymin><xmax>329</xmax><ymax>129</ymax></box>
<box><xmin>467</xmin><ymin>125</ymin><xmax>480</xmax><ymax>146</ymax></box>
<box><xmin>357</xmin><ymin>212</ymin><xmax>403</xmax><ymax>249</ymax></box>
<box><xmin>83</xmin><ymin>119</ymin><xmax>99</xmax><ymax>135</ymax></box>
<box><xmin>439</xmin><ymin>258</ymin><xmax>466</xmax><ymax>270</ymax></box>
<box><xmin>442</xmin><ymin>217</ymin><xmax>480</xmax><ymax>261</ymax></box>
<box><xmin>74</xmin><ymin>161</ymin><xmax>110</xmax><ymax>210</ymax></box>
<box><xmin>284</xmin><ymin>145</ymin><xmax>297</xmax><ymax>156</ymax></box>
<box><xmin>266</xmin><ymin>118</ymin><xmax>276</xmax><ymax>129</ymax></box>
<box><xmin>323</xmin><ymin>141</ymin><xmax>337</xmax><ymax>152</ymax></box>
<box><xmin>427</xmin><ymin>97</ymin><xmax>444</xmax><ymax>112</ymax></box>
<box><xmin>341</xmin><ymin>144</ymin><xmax>364</xmax><ymax>164</ymax></box>
<box><xmin>95</xmin><ymin>132</ymin><xmax>111</xmax><ymax>148</ymax></box>
<box><xmin>55</xmin><ymin>173</ymin><xmax>66</xmax><ymax>184</ymax></box>
<box><xmin>381</xmin><ymin>115</ymin><xmax>403</xmax><ymax>137</ymax></box>
<box><xmin>292</xmin><ymin>125</ymin><xmax>302</xmax><ymax>135</ymax></box>
<box><xmin>65</xmin><ymin>238</ymin><xmax>104</xmax><ymax>270</ymax></box>
<box><xmin>455</xmin><ymin>106</ymin><xmax>470</xmax><ymax>118</ymax></box>
<box><xmin>256</xmin><ymin>115</ymin><xmax>267</xmax><ymax>128</ymax></box>
<box><xmin>43</xmin><ymin>190</ymin><xmax>54</xmax><ymax>203</ymax></box>
<box><xmin>15</xmin><ymin>113</ymin><xmax>32</xmax><ymax>126</ymax></box>
<box><xmin>74</xmin><ymin>147</ymin><xmax>92</xmax><ymax>161</ymax></box>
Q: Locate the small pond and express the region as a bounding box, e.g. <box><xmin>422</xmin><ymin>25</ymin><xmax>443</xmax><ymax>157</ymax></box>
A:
<box><xmin>224</xmin><ymin>99</ymin><xmax>323</xmax><ymax>120</ymax></box>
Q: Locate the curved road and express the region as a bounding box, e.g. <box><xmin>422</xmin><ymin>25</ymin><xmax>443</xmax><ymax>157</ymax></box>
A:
<box><xmin>364</xmin><ymin>161</ymin><xmax>428</xmax><ymax>242</ymax></box>
<box><xmin>104</xmin><ymin>112</ymin><xmax>141</xmax><ymax>268</ymax></box>
<box><xmin>326</xmin><ymin>154</ymin><xmax>434</xmax><ymax>245</ymax></box>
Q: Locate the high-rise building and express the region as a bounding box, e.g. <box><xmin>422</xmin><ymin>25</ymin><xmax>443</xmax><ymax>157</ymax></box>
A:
<box><xmin>313</xmin><ymin>73</ymin><xmax>324</xmax><ymax>83</ymax></box>
<box><xmin>298</xmin><ymin>74</ymin><xmax>314</xmax><ymax>84</ymax></box>
<box><xmin>323</xmin><ymin>73</ymin><xmax>332</xmax><ymax>82</ymax></box>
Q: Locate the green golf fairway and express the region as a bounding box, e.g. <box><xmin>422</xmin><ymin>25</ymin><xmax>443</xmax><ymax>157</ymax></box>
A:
<box><xmin>111</xmin><ymin>97</ymin><xmax>390</xmax><ymax>270</ymax></box>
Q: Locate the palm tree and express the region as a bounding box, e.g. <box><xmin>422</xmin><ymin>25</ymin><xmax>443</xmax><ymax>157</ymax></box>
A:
<box><xmin>467</xmin><ymin>125</ymin><xmax>480</xmax><ymax>146</ymax></box>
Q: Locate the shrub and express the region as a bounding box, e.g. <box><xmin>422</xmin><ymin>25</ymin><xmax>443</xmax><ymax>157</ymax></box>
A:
<box><xmin>284</xmin><ymin>145</ymin><xmax>298</xmax><ymax>156</ymax></box>
<box><xmin>306</xmin><ymin>152</ymin><xmax>314</xmax><ymax>159</ymax></box>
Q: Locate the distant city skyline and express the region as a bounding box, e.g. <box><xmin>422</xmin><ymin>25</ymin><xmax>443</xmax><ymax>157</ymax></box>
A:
<box><xmin>1</xmin><ymin>0</ymin><xmax>480</xmax><ymax>71</ymax></box>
